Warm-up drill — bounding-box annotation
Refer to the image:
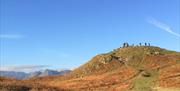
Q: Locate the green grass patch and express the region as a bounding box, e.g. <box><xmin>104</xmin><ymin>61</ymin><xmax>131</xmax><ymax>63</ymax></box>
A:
<box><xmin>129</xmin><ymin>70</ymin><xmax>159</xmax><ymax>91</ymax></box>
<box><xmin>176</xmin><ymin>60</ymin><xmax>180</xmax><ymax>64</ymax></box>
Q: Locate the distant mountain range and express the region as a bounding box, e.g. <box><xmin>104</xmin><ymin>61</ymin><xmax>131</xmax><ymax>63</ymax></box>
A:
<box><xmin>0</xmin><ymin>69</ymin><xmax>71</xmax><ymax>79</ymax></box>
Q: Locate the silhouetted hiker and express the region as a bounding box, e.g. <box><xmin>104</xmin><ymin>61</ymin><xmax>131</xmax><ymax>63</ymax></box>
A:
<box><xmin>126</xmin><ymin>43</ymin><xmax>129</xmax><ymax>47</ymax></box>
<box><xmin>145</xmin><ymin>43</ymin><xmax>147</xmax><ymax>46</ymax></box>
<box><xmin>123</xmin><ymin>42</ymin><xmax>128</xmax><ymax>47</ymax></box>
<box><xmin>123</xmin><ymin>43</ymin><xmax>126</xmax><ymax>47</ymax></box>
<box><xmin>139</xmin><ymin>43</ymin><xmax>142</xmax><ymax>46</ymax></box>
<box><xmin>148</xmin><ymin>43</ymin><xmax>150</xmax><ymax>46</ymax></box>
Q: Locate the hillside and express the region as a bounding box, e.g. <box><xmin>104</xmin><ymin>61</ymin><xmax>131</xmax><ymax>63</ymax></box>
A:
<box><xmin>1</xmin><ymin>45</ymin><xmax>180</xmax><ymax>91</ymax></box>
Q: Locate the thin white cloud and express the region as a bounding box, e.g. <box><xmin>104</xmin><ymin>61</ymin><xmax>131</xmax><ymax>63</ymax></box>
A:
<box><xmin>0</xmin><ymin>65</ymin><xmax>49</xmax><ymax>72</ymax></box>
<box><xmin>147</xmin><ymin>17</ymin><xmax>180</xmax><ymax>37</ymax></box>
<box><xmin>0</xmin><ymin>34</ymin><xmax>23</xmax><ymax>39</ymax></box>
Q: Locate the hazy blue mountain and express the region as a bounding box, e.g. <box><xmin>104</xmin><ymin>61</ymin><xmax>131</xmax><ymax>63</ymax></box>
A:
<box><xmin>0</xmin><ymin>69</ymin><xmax>71</xmax><ymax>79</ymax></box>
<box><xmin>27</xmin><ymin>69</ymin><xmax>71</xmax><ymax>77</ymax></box>
<box><xmin>27</xmin><ymin>71</ymin><xmax>42</xmax><ymax>78</ymax></box>
<box><xmin>0</xmin><ymin>71</ymin><xmax>28</xmax><ymax>79</ymax></box>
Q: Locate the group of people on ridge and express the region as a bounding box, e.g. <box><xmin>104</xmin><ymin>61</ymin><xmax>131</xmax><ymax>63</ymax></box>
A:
<box><xmin>122</xmin><ymin>42</ymin><xmax>151</xmax><ymax>47</ymax></box>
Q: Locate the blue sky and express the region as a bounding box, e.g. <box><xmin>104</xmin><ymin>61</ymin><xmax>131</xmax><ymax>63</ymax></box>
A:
<box><xmin>0</xmin><ymin>0</ymin><xmax>180</xmax><ymax>72</ymax></box>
